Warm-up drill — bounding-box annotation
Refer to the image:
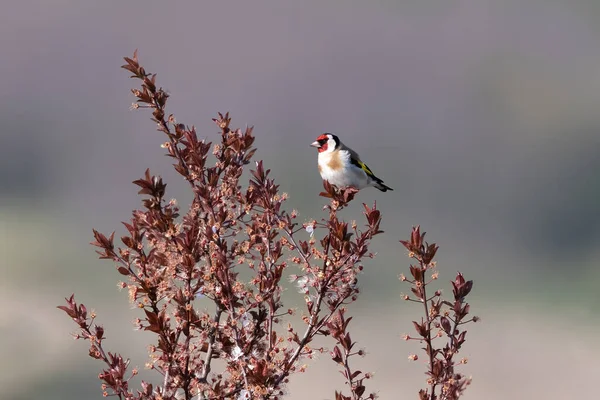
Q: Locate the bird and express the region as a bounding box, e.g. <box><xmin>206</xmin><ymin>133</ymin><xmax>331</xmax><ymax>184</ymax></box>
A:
<box><xmin>310</xmin><ymin>133</ymin><xmax>393</xmax><ymax>192</ymax></box>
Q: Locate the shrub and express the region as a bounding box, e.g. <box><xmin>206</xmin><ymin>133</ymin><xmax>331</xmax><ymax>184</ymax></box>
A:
<box><xmin>59</xmin><ymin>51</ymin><xmax>477</xmax><ymax>400</ymax></box>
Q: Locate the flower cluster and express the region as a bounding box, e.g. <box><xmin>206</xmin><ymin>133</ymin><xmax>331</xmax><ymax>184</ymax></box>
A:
<box><xmin>59</xmin><ymin>51</ymin><xmax>383</xmax><ymax>400</ymax></box>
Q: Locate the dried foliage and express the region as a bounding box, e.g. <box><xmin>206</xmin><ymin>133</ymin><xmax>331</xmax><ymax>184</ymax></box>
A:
<box><xmin>59</xmin><ymin>51</ymin><xmax>477</xmax><ymax>400</ymax></box>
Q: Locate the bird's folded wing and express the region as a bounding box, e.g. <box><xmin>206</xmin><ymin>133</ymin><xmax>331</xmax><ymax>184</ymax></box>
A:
<box><xmin>350</xmin><ymin>156</ymin><xmax>376</xmax><ymax>178</ymax></box>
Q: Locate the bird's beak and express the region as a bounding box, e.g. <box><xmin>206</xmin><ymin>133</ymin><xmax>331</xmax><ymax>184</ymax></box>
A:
<box><xmin>310</xmin><ymin>141</ymin><xmax>320</xmax><ymax>148</ymax></box>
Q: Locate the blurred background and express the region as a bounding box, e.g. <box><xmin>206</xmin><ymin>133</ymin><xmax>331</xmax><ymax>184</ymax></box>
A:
<box><xmin>2</xmin><ymin>1</ymin><xmax>600</xmax><ymax>399</ymax></box>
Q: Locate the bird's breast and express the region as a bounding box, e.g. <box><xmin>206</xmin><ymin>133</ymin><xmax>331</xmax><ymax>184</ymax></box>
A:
<box><xmin>317</xmin><ymin>151</ymin><xmax>369</xmax><ymax>188</ymax></box>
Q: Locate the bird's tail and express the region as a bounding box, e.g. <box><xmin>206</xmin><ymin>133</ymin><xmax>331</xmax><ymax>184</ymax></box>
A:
<box><xmin>373</xmin><ymin>180</ymin><xmax>393</xmax><ymax>192</ymax></box>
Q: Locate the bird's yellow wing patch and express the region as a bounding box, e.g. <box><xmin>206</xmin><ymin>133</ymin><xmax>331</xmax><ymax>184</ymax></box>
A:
<box><xmin>351</xmin><ymin>157</ymin><xmax>376</xmax><ymax>178</ymax></box>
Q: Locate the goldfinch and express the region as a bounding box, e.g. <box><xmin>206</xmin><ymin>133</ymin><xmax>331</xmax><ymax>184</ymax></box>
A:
<box><xmin>310</xmin><ymin>133</ymin><xmax>393</xmax><ymax>192</ymax></box>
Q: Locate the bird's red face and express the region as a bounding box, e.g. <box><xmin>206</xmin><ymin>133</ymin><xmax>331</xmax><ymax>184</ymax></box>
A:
<box><xmin>310</xmin><ymin>134</ymin><xmax>331</xmax><ymax>153</ymax></box>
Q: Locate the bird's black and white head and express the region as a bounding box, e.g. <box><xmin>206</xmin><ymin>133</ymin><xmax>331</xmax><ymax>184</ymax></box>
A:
<box><xmin>310</xmin><ymin>133</ymin><xmax>340</xmax><ymax>154</ymax></box>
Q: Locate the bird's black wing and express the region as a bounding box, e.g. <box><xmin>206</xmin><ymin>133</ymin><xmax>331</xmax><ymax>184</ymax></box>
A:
<box><xmin>349</xmin><ymin>155</ymin><xmax>383</xmax><ymax>183</ymax></box>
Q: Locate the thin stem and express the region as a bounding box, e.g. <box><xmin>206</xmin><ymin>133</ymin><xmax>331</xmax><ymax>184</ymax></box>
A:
<box><xmin>419</xmin><ymin>262</ymin><xmax>437</xmax><ymax>399</ymax></box>
<box><xmin>265</xmin><ymin>214</ymin><xmax>276</xmax><ymax>354</ymax></box>
<box><xmin>277</xmin><ymin>289</ymin><xmax>324</xmax><ymax>381</ymax></box>
<box><xmin>342</xmin><ymin>349</ymin><xmax>359</xmax><ymax>400</ymax></box>
<box><xmin>267</xmin><ymin>301</ymin><xmax>274</xmax><ymax>355</ymax></box>
<box><xmin>232</xmin><ymin>326</ymin><xmax>251</xmax><ymax>394</ymax></box>
<box><xmin>183</xmin><ymin>268</ymin><xmax>194</xmax><ymax>399</ymax></box>
<box><xmin>200</xmin><ymin>306</ymin><xmax>223</xmax><ymax>382</ymax></box>
<box><xmin>282</xmin><ymin>226</ymin><xmax>310</xmax><ymax>265</ymax></box>
<box><xmin>162</xmin><ymin>367</ymin><xmax>171</xmax><ymax>397</ymax></box>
